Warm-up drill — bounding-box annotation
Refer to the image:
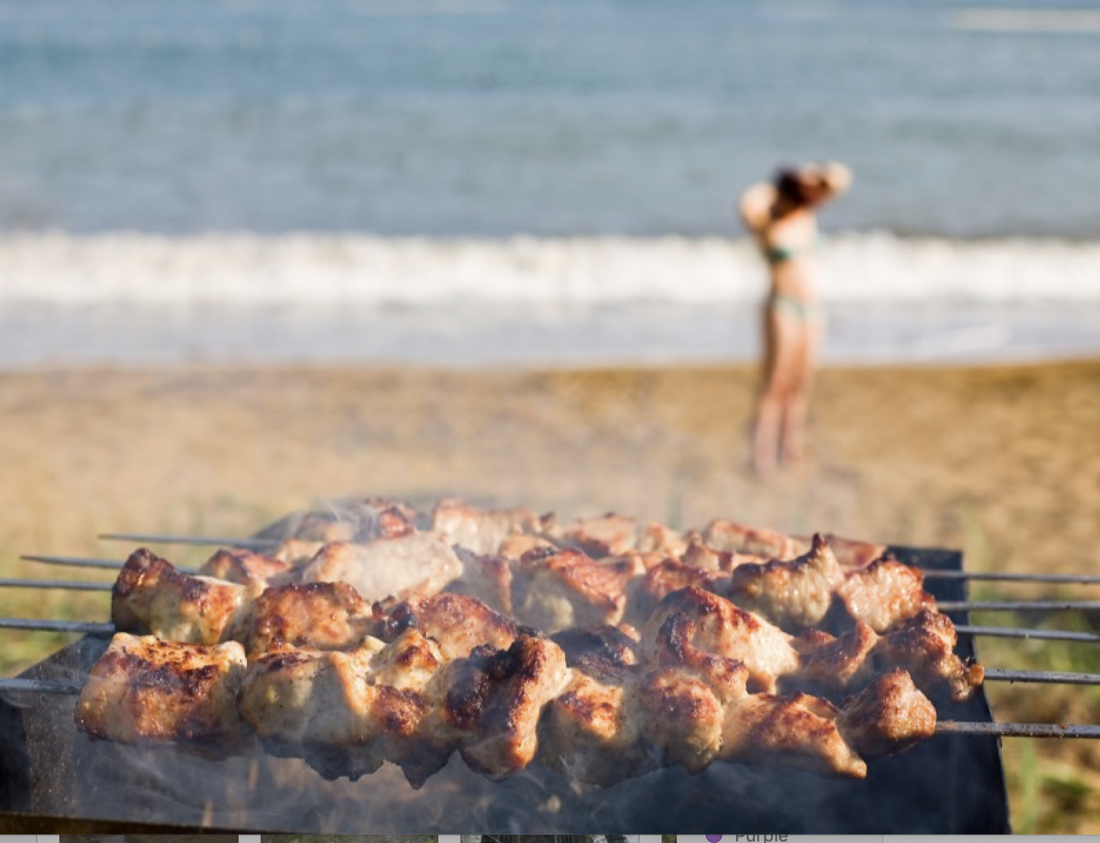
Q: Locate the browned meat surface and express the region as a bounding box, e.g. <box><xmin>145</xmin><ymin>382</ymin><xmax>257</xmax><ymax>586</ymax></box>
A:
<box><xmin>550</xmin><ymin>623</ymin><xmax>639</xmax><ymax>673</ymax></box>
<box><xmin>838</xmin><ymin>668</ymin><xmax>937</xmax><ymax>757</ymax></box>
<box><xmin>270</xmin><ymin>538</ymin><xmax>326</xmax><ymax>566</ymax></box>
<box><xmin>497</xmin><ymin>532</ymin><xmax>559</xmax><ymax>560</ymax></box>
<box><xmin>513</xmin><ymin>549</ymin><xmax>644</xmax><ymax>631</ymax></box>
<box><xmin>873</xmin><ymin>610</ymin><xmax>984</xmax><ymax>703</ymax></box>
<box><xmin>449</xmin><ymin>549</ymin><xmax>514</xmax><ymax>615</ymax></box>
<box><xmin>793</xmin><ymin>623</ymin><xmax>880</xmax><ymax>690</ymax></box>
<box><xmin>728</xmin><ymin>533</ymin><xmax>845</xmax><ymax>630</ymax></box>
<box><xmin>112</xmin><ymin>548</ymin><xmax>250</xmax><ymax>644</ymax></box>
<box><xmin>701</xmin><ymin>518</ymin><xmax>805</xmax><ymax>559</ymax></box>
<box><xmin>385</xmin><ymin>592</ymin><xmax>519</xmax><ymax>659</ymax></box>
<box><xmin>558</xmin><ymin>513</ymin><xmax>642</xmax><ymax>557</ymax></box>
<box><xmin>431</xmin><ymin>497</ymin><xmax>540</xmax><ymax>555</ymax></box>
<box><xmin>198</xmin><ymin>547</ymin><xmax>293</xmax><ymax>588</ymax></box>
<box><xmin>300</xmin><ymin>533</ymin><xmax>463</xmax><ymax>603</ymax></box>
<box><xmin>238</xmin><ymin>640</ymin><xmax>414</xmax><ymax>780</ymax></box>
<box><xmin>234</xmin><ymin>581</ymin><xmax>377</xmax><ymax>656</ymax></box>
<box><xmin>429</xmin><ymin>635</ymin><xmax>570</xmax><ymax>782</ymax></box>
<box><xmin>640</xmin><ymin>586</ymin><xmax>801</xmax><ymax>693</ymax></box>
<box><xmin>838</xmin><ymin>556</ymin><xmax>937</xmax><ymax>632</ymax></box>
<box><xmin>635</xmin><ymin>558</ymin><xmax>729</xmax><ymax>619</ymax></box>
<box><xmin>74</xmin><ymin>633</ymin><xmax>247</xmax><ymax>751</ymax></box>
<box><xmin>806</xmin><ymin>532</ymin><xmax>888</xmax><ymax>571</ymax></box>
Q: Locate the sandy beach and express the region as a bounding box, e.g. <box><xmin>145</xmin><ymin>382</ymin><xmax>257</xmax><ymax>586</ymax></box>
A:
<box><xmin>2</xmin><ymin>358</ymin><xmax>1099</xmax><ymax>830</ymax></box>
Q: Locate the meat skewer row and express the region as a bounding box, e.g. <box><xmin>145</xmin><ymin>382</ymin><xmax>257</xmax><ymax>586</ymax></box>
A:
<box><xmin>107</xmin><ymin>547</ymin><xmax>981</xmax><ymax>705</ymax></box>
<box><xmin>74</xmin><ymin>620</ymin><xmax>939</xmax><ymax>788</ymax></box>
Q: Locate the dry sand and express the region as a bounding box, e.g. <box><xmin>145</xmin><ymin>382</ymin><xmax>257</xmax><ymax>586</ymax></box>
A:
<box><xmin>1</xmin><ymin>359</ymin><xmax>1099</xmax><ymax>830</ymax></box>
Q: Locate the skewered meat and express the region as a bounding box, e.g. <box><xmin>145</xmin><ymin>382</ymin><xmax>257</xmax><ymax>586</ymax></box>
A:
<box><xmin>837</xmin><ymin>555</ymin><xmax>937</xmax><ymax>632</ymax></box>
<box><xmin>199</xmin><ymin>547</ymin><xmax>293</xmax><ymax>588</ymax></box>
<box><xmin>702</xmin><ymin>518</ymin><xmax>806</xmax><ymax>560</ymax></box>
<box><xmin>727</xmin><ymin>533</ymin><xmax>845</xmax><ymax>630</ymax></box>
<box><xmin>234</xmin><ymin>581</ymin><xmax>378</xmax><ymax>656</ymax></box>
<box><xmin>431</xmin><ymin>498</ymin><xmax>541</xmax><ymax>556</ymax></box>
<box><xmin>113</xmin><ymin>548</ymin><xmax>252</xmax><ymax>644</ymax></box>
<box><xmin>511</xmin><ymin>549</ymin><xmax>644</xmax><ymax>631</ymax></box>
<box><xmin>74</xmin><ymin>633</ymin><xmax>247</xmax><ymax>751</ymax></box>
<box><xmin>299</xmin><ymin>532</ymin><xmax>463</xmax><ymax>603</ymax></box>
<box><xmin>384</xmin><ymin>591</ymin><xmax>520</xmax><ymax>659</ymax></box>
<box><xmin>642</xmin><ymin>586</ymin><xmax>981</xmax><ymax>703</ymax></box>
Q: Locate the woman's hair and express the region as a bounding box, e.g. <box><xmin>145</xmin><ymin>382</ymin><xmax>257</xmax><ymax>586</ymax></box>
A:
<box><xmin>774</xmin><ymin>168</ymin><xmax>815</xmax><ymax>206</ymax></box>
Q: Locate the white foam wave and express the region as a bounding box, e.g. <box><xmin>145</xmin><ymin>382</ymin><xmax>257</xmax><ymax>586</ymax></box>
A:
<box><xmin>1</xmin><ymin>231</ymin><xmax>1098</xmax><ymax>307</ymax></box>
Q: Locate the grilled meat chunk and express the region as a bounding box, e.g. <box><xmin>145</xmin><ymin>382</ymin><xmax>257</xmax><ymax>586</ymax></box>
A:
<box><xmin>112</xmin><ymin>548</ymin><xmax>250</xmax><ymax>644</ymax></box>
<box><xmin>838</xmin><ymin>556</ymin><xmax>937</xmax><ymax>632</ymax></box>
<box><xmin>235</xmin><ymin>581</ymin><xmax>377</xmax><ymax>656</ymax></box>
<box><xmin>640</xmin><ymin>586</ymin><xmax>801</xmax><ymax>693</ymax></box>
<box><xmin>838</xmin><ymin>668</ymin><xmax>938</xmax><ymax>757</ymax></box>
<box><xmin>873</xmin><ymin>610</ymin><xmax>984</xmax><ymax>703</ymax></box>
<box><xmin>431</xmin><ymin>498</ymin><xmax>540</xmax><ymax>556</ymax></box>
<box><xmin>74</xmin><ymin>633</ymin><xmax>247</xmax><ymax>751</ymax></box>
<box><xmin>198</xmin><ymin>547</ymin><xmax>292</xmax><ymax>588</ymax></box>
<box><xmin>300</xmin><ymin>532</ymin><xmax>463</xmax><ymax>603</ymax></box>
<box><xmin>238</xmin><ymin>639</ymin><xmax>424</xmax><ymax>780</ymax></box>
<box><xmin>728</xmin><ymin>533</ymin><xmax>846</xmax><ymax>631</ymax></box>
<box><xmin>701</xmin><ymin>519</ymin><xmax>805</xmax><ymax>559</ymax></box>
<box><xmin>384</xmin><ymin>592</ymin><xmax>519</xmax><ymax>659</ymax></box>
<box><xmin>513</xmin><ymin>549</ymin><xmax>644</xmax><ymax>631</ymax></box>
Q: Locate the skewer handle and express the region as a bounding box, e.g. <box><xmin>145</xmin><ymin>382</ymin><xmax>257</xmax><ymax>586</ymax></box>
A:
<box><xmin>938</xmin><ymin>721</ymin><xmax>1100</xmax><ymax>739</ymax></box>
<box><xmin>0</xmin><ymin>578</ymin><xmax>113</xmax><ymax>591</ymax></box>
<box><xmin>99</xmin><ymin>532</ymin><xmax>277</xmax><ymax>550</ymax></box>
<box><xmin>0</xmin><ymin>617</ymin><xmax>116</xmax><ymax>635</ymax></box>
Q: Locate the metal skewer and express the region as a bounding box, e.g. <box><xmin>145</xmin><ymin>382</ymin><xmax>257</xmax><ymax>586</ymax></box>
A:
<box><xmin>0</xmin><ymin>578</ymin><xmax>113</xmax><ymax>591</ymax></box>
<box><xmin>983</xmin><ymin>667</ymin><xmax>1100</xmax><ymax>685</ymax></box>
<box><xmin>936</xmin><ymin>721</ymin><xmax>1100</xmax><ymax>739</ymax></box>
<box><xmin>955</xmin><ymin>624</ymin><xmax>1100</xmax><ymax>643</ymax></box>
<box><xmin>0</xmin><ymin>618</ymin><xmax>116</xmax><ymax>635</ymax></box>
<box><xmin>939</xmin><ymin>599</ymin><xmax>1100</xmax><ymax>612</ymax></box>
<box><xmin>0</xmin><ymin>677</ymin><xmax>84</xmax><ymax>695</ymax></box>
<box><xmin>21</xmin><ymin>553</ymin><xmax>197</xmax><ymax>574</ymax></box>
<box><xmin>923</xmin><ymin>569</ymin><xmax>1100</xmax><ymax>585</ymax></box>
<box><xmin>99</xmin><ymin>532</ymin><xmax>278</xmax><ymax>550</ymax></box>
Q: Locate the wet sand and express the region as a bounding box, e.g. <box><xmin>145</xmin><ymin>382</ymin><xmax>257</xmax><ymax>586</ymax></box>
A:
<box><xmin>1</xmin><ymin>359</ymin><xmax>1099</xmax><ymax>830</ymax></box>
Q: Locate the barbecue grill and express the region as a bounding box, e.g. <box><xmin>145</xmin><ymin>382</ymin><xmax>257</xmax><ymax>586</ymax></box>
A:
<box><xmin>11</xmin><ymin>499</ymin><xmax>1099</xmax><ymax>834</ymax></box>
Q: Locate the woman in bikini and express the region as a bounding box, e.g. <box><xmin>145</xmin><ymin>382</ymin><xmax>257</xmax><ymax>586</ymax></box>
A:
<box><xmin>739</xmin><ymin>162</ymin><xmax>852</xmax><ymax>477</ymax></box>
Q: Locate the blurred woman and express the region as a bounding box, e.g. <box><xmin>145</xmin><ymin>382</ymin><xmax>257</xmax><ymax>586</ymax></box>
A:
<box><xmin>740</xmin><ymin>162</ymin><xmax>852</xmax><ymax>477</ymax></box>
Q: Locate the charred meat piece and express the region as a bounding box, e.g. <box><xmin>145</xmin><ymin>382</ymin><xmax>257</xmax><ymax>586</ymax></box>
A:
<box><xmin>384</xmin><ymin>592</ymin><xmax>519</xmax><ymax>660</ymax></box>
<box><xmin>701</xmin><ymin>519</ymin><xmax>805</xmax><ymax>559</ymax></box>
<box><xmin>74</xmin><ymin>633</ymin><xmax>247</xmax><ymax>752</ymax></box>
<box><xmin>838</xmin><ymin>555</ymin><xmax>937</xmax><ymax>632</ymax></box>
<box><xmin>449</xmin><ymin>548</ymin><xmax>515</xmax><ymax>615</ymax></box>
<box><xmin>512</xmin><ymin>549</ymin><xmax>644</xmax><ymax>631</ymax></box>
<box><xmin>425</xmin><ymin>634</ymin><xmax>570</xmax><ymax>782</ymax></box>
<box><xmin>640</xmin><ymin>587</ymin><xmax>801</xmax><ymax>694</ymax></box>
<box><xmin>238</xmin><ymin>639</ymin><xmax>424</xmax><ymax>781</ymax></box>
<box><xmin>797</xmin><ymin>532</ymin><xmax>887</xmax><ymax>571</ymax></box>
<box><xmin>558</xmin><ymin>513</ymin><xmax>644</xmax><ymax>557</ymax></box>
<box><xmin>300</xmin><ymin>533</ymin><xmax>463</xmax><ymax>603</ymax></box>
<box><xmin>431</xmin><ymin>498</ymin><xmax>540</xmax><ymax>556</ymax></box>
<box><xmin>872</xmin><ymin>610</ymin><xmax>984</xmax><ymax>703</ymax></box>
<box><xmin>112</xmin><ymin>548</ymin><xmax>250</xmax><ymax>644</ymax></box>
<box><xmin>234</xmin><ymin>581</ymin><xmax>378</xmax><ymax>656</ymax></box>
<box><xmin>634</xmin><ymin>558</ymin><xmax>730</xmax><ymax>619</ymax></box>
<box><xmin>198</xmin><ymin>547</ymin><xmax>293</xmax><ymax>588</ymax></box>
<box><xmin>838</xmin><ymin>668</ymin><xmax>938</xmax><ymax>757</ymax></box>
<box><xmin>728</xmin><ymin>533</ymin><xmax>845</xmax><ymax>631</ymax></box>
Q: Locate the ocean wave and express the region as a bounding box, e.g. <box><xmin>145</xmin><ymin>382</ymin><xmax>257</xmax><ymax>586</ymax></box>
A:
<box><xmin>1</xmin><ymin>231</ymin><xmax>1098</xmax><ymax>307</ymax></box>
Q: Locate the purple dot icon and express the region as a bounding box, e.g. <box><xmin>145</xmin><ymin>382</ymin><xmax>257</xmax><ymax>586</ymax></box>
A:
<box><xmin>706</xmin><ymin>836</ymin><xmax>723</xmax><ymax>842</ymax></box>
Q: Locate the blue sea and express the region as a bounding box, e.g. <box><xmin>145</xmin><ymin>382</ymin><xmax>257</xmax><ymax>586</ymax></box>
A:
<box><xmin>2</xmin><ymin>0</ymin><xmax>1099</xmax><ymax>366</ymax></box>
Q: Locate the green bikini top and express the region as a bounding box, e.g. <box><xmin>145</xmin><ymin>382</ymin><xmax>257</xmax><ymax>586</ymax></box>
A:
<box><xmin>762</xmin><ymin>233</ymin><xmax>822</xmax><ymax>265</ymax></box>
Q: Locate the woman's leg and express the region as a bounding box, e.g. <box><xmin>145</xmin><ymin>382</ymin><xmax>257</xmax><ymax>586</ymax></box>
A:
<box><xmin>754</xmin><ymin>307</ymin><xmax>800</xmax><ymax>476</ymax></box>
<box><xmin>780</xmin><ymin>314</ymin><xmax>824</xmax><ymax>464</ymax></box>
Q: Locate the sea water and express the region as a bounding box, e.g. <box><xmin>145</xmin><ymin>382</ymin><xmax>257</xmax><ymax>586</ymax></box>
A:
<box><xmin>2</xmin><ymin>0</ymin><xmax>1099</xmax><ymax>366</ymax></box>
